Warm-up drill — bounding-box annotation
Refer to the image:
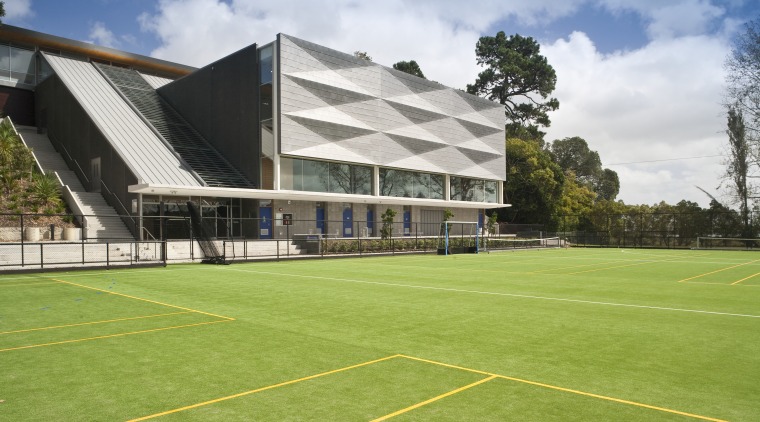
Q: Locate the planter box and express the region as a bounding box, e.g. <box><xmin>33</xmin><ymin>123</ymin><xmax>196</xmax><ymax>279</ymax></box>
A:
<box><xmin>24</xmin><ymin>227</ymin><xmax>40</xmax><ymax>241</ymax></box>
<box><xmin>63</xmin><ymin>227</ymin><xmax>80</xmax><ymax>241</ymax></box>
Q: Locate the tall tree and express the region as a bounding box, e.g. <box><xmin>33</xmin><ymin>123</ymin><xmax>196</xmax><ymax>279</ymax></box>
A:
<box><xmin>595</xmin><ymin>168</ymin><xmax>620</xmax><ymax>201</ymax></box>
<box><xmin>549</xmin><ymin>136</ymin><xmax>620</xmax><ymax>200</ymax></box>
<box><xmin>392</xmin><ymin>60</ymin><xmax>426</xmax><ymax>79</ymax></box>
<box><xmin>0</xmin><ymin>2</ymin><xmax>5</xmax><ymax>24</ymax></box>
<box><xmin>466</xmin><ymin>32</ymin><xmax>559</xmax><ymax>142</ymax></box>
<box><xmin>724</xmin><ymin>106</ymin><xmax>753</xmax><ymax>237</ymax></box>
<box><xmin>725</xmin><ymin>18</ymin><xmax>760</xmax><ymax>138</ymax></box>
<box><xmin>500</xmin><ymin>138</ymin><xmax>564</xmax><ymax>228</ymax></box>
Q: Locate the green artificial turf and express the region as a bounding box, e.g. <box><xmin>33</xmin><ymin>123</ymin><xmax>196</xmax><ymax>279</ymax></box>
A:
<box><xmin>1</xmin><ymin>248</ymin><xmax>759</xmax><ymax>421</ymax></box>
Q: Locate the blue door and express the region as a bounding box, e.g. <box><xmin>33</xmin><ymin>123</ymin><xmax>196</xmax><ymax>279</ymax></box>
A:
<box><xmin>366</xmin><ymin>210</ymin><xmax>374</xmax><ymax>236</ymax></box>
<box><xmin>342</xmin><ymin>206</ymin><xmax>353</xmax><ymax>237</ymax></box>
<box><xmin>259</xmin><ymin>207</ymin><xmax>272</xmax><ymax>239</ymax></box>
<box><xmin>403</xmin><ymin>210</ymin><xmax>411</xmax><ymax>236</ymax></box>
<box><xmin>316</xmin><ymin>207</ymin><xmax>325</xmax><ymax>235</ymax></box>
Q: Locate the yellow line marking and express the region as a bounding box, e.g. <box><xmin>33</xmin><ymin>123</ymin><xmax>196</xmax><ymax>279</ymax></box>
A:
<box><xmin>0</xmin><ymin>320</ymin><xmax>231</xmax><ymax>352</ymax></box>
<box><xmin>399</xmin><ymin>355</ymin><xmax>726</xmax><ymax>422</ymax></box>
<box><xmin>731</xmin><ymin>271</ymin><xmax>760</xmax><ymax>285</ymax></box>
<box><xmin>0</xmin><ymin>311</ymin><xmax>193</xmax><ymax>335</ymax></box>
<box><xmin>0</xmin><ymin>281</ymin><xmax>60</xmax><ymax>287</ymax></box>
<box><xmin>370</xmin><ymin>375</ymin><xmax>497</xmax><ymax>421</ymax></box>
<box><xmin>127</xmin><ymin>354</ymin><xmax>401</xmax><ymax>421</ymax></box>
<box><xmin>677</xmin><ymin>258</ymin><xmax>760</xmax><ymax>283</ymax></box>
<box><xmin>49</xmin><ymin>278</ymin><xmax>235</xmax><ymax>321</ymax></box>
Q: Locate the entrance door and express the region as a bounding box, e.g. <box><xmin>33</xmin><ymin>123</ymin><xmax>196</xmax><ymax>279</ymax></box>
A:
<box><xmin>342</xmin><ymin>204</ymin><xmax>353</xmax><ymax>237</ymax></box>
<box><xmin>316</xmin><ymin>203</ymin><xmax>326</xmax><ymax>235</ymax></box>
<box><xmin>90</xmin><ymin>157</ymin><xmax>101</xmax><ymax>192</ymax></box>
<box><xmin>366</xmin><ymin>208</ymin><xmax>374</xmax><ymax>237</ymax></box>
<box><xmin>403</xmin><ymin>209</ymin><xmax>411</xmax><ymax>236</ymax></box>
<box><xmin>259</xmin><ymin>206</ymin><xmax>273</xmax><ymax>239</ymax></box>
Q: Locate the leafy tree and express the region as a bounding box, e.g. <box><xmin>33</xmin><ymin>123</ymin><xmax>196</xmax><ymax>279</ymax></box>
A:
<box><xmin>466</xmin><ymin>32</ymin><xmax>559</xmax><ymax>142</ymax></box>
<box><xmin>0</xmin><ymin>2</ymin><xmax>5</xmax><ymax>24</ymax></box>
<box><xmin>500</xmin><ymin>138</ymin><xmax>564</xmax><ymax>228</ymax></box>
<box><xmin>550</xmin><ymin>137</ymin><xmax>601</xmax><ymax>185</ymax></box>
<box><xmin>353</xmin><ymin>51</ymin><xmax>372</xmax><ymax>61</ymax></box>
<box><xmin>725</xmin><ymin>18</ymin><xmax>760</xmax><ymax>138</ymax></box>
<box><xmin>723</xmin><ymin>106</ymin><xmax>753</xmax><ymax>237</ymax></box>
<box><xmin>392</xmin><ymin>60</ymin><xmax>426</xmax><ymax>79</ymax></box>
<box><xmin>555</xmin><ymin>171</ymin><xmax>596</xmax><ymax>231</ymax></box>
<box><xmin>595</xmin><ymin>169</ymin><xmax>620</xmax><ymax>201</ymax></box>
<box><xmin>549</xmin><ymin>136</ymin><xmax>619</xmax><ymax>200</ymax></box>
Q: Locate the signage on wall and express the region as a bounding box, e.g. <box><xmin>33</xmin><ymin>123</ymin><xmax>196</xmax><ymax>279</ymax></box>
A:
<box><xmin>282</xmin><ymin>214</ymin><xmax>293</xmax><ymax>225</ymax></box>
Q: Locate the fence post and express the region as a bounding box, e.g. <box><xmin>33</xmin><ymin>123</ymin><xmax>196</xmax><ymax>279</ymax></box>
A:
<box><xmin>106</xmin><ymin>242</ymin><xmax>110</xmax><ymax>268</ymax></box>
<box><xmin>20</xmin><ymin>214</ymin><xmax>25</xmax><ymax>267</ymax></box>
<box><xmin>40</xmin><ymin>243</ymin><xmax>43</xmax><ymax>269</ymax></box>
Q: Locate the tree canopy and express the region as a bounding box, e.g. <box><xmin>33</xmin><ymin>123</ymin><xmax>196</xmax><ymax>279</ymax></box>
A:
<box><xmin>549</xmin><ymin>136</ymin><xmax>620</xmax><ymax>201</ymax></box>
<box><xmin>500</xmin><ymin>138</ymin><xmax>564</xmax><ymax>227</ymax></box>
<box><xmin>392</xmin><ymin>60</ymin><xmax>426</xmax><ymax>79</ymax></box>
<box><xmin>466</xmin><ymin>32</ymin><xmax>559</xmax><ymax>141</ymax></box>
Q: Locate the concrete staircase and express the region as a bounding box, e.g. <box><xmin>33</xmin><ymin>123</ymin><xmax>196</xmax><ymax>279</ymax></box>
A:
<box><xmin>16</xmin><ymin>125</ymin><xmax>134</xmax><ymax>241</ymax></box>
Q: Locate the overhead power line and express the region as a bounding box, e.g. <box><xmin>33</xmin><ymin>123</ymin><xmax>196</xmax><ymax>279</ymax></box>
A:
<box><xmin>606</xmin><ymin>154</ymin><xmax>724</xmax><ymax>166</ymax></box>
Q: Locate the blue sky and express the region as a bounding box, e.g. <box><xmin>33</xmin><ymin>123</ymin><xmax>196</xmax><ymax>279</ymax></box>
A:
<box><xmin>4</xmin><ymin>0</ymin><xmax>760</xmax><ymax>207</ymax></box>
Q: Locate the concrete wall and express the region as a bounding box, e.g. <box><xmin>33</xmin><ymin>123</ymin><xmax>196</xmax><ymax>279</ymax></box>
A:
<box><xmin>0</xmin><ymin>85</ymin><xmax>34</xmax><ymax>125</ymax></box>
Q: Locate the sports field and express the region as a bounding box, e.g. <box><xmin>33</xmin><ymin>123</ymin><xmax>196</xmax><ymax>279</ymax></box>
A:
<box><xmin>1</xmin><ymin>248</ymin><xmax>759</xmax><ymax>421</ymax></box>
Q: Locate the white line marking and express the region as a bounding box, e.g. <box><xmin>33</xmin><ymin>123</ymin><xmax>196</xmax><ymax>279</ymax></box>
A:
<box><xmin>223</xmin><ymin>267</ymin><xmax>760</xmax><ymax>319</ymax></box>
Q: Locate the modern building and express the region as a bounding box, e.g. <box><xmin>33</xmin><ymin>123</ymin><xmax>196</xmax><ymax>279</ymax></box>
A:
<box><xmin>0</xmin><ymin>24</ymin><xmax>507</xmax><ymax>240</ymax></box>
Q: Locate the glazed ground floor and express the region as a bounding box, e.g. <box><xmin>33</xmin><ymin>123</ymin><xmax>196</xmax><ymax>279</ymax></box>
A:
<box><xmin>137</xmin><ymin>195</ymin><xmax>487</xmax><ymax>241</ymax></box>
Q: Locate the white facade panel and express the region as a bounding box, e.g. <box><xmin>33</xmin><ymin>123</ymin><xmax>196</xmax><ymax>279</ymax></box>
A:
<box><xmin>278</xmin><ymin>34</ymin><xmax>506</xmax><ymax>182</ymax></box>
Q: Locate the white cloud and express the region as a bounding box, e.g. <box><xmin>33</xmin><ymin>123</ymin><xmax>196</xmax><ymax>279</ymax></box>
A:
<box><xmin>542</xmin><ymin>31</ymin><xmax>728</xmax><ymax>206</ymax></box>
<box><xmin>87</xmin><ymin>21</ymin><xmax>119</xmax><ymax>48</ymax></box>
<box><xmin>599</xmin><ymin>0</ymin><xmax>726</xmax><ymax>40</ymax></box>
<box><xmin>3</xmin><ymin>0</ymin><xmax>33</xmax><ymax>20</ymax></box>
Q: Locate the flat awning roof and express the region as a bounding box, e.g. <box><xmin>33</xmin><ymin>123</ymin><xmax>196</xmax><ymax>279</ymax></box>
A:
<box><xmin>128</xmin><ymin>183</ymin><xmax>510</xmax><ymax>209</ymax></box>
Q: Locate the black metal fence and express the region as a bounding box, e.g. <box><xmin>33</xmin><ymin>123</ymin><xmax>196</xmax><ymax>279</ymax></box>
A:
<box><xmin>555</xmin><ymin>210</ymin><xmax>758</xmax><ymax>249</ymax></box>
<box><xmin>2</xmin><ymin>211</ymin><xmax>566</xmax><ymax>269</ymax></box>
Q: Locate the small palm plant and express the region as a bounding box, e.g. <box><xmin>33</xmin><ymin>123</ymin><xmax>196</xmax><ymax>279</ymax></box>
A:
<box><xmin>28</xmin><ymin>172</ymin><xmax>62</xmax><ymax>213</ymax></box>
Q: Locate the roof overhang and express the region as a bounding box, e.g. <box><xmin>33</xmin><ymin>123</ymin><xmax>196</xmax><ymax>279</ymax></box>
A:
<box><xmin>128</xmin><ymin>184</ymin><xmax>510</xmax><ymax>209</ymax></box>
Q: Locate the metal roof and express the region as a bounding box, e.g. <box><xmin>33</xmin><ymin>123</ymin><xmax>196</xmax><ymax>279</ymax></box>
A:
<box><xmin>43</xmin><ymin>53</ymin><xmax>203</xmax><ymax>187</ymax></box>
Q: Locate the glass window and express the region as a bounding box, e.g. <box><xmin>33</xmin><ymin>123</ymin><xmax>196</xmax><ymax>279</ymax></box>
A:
<box><xmin>429</xmin><ymin>174</ymin><xmax>444</xmax><ymax>200</ymax></box>
<box><xmin>451</xmin><ymin>177</ymin><xmax>497</xmax><ymax>202</ymax></box>
<box><xmin>329</xmin><ymin>162</ymin><xmax>351</xmax><ymax>194</ymax></box>
<box><xmin>485</xmin><ymin>180</ymin><xmax>498</xmax><ymax>203</ymax></box>
<box><xmin>259</xmin><ymin>44</ymin><xmax>273</xmax><ymax>85</ymax></box>
<box><xmin>0</xmin><ymin>44</ymin><xmax>10</xmax><ymax>73</ymax></box>
<box><xmin>302</xmin><ymin>159</ymin><xmax>328</xmax><ymax>192</ymax></box>
<box><xmin>281</xmin><ymin>158</ymin><xmax>372</xmax><ymax>195</ymax></box>
<box><xmin>352</xmin><ymin>165</ymin><xmax>372</xmax><ymax>195</ymax></box>
<box><xmin>10</xmin><ymin>46</ymin><xmax>35</xmax><ymax>85</ymax></box>
<box><xmin>381</xmin><ymin>168</ymin><xmax>444</xmax><ymax>200</ymax></box>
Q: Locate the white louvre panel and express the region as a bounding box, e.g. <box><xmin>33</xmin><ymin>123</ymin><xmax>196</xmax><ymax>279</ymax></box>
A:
<box><xmin>279</xmin><ymin>34</ymin><xmax>506</xmax><ymax>181</ymax></box>
<box><xmin>43</xmin><ymin>53</ymin><xmax>202</xmax><ymax>186</ymax></box>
